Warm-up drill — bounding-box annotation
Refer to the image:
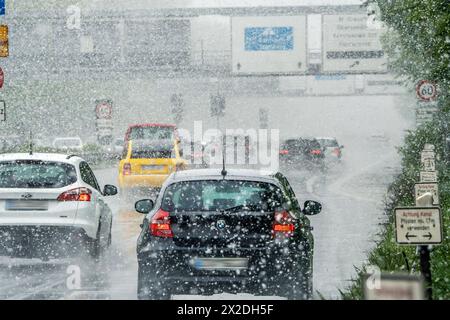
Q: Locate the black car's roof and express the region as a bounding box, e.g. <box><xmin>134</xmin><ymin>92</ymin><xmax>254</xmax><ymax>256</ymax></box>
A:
<box><xmin>170</xmin><ymin>168</ymin><xmax>278</xmax><ymax>183</ymax></box>
<box><xmin>283</xmin><ymin>137</ymin><xmax>318</xmax><ymax>142</ymax></box>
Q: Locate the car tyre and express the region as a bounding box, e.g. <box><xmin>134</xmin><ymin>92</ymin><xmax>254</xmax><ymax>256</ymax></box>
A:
<box><xmin>137</xmin><ymin>265</ymin><xmax>171</xmax><ymax>300</ymax></box>
<box><xmin>89</xmin><ymin>225</ymin><xmax>103</xmax><ymax>261</ymax></box>
<box><xmin>285</xmin><ymin>272</ymin><xmax>312</xmax><ymax>300</ymax></box>
<box><xmin>272</xmin><ymin>255</ymin><xmax>313</xmax><ymax>300</ymax></box>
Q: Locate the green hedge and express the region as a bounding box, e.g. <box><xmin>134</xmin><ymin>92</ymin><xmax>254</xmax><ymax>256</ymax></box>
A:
<box><xmin>341</xmin><ymin>120</ymin><xmax>450</xmax><ymax>300</ymax></box>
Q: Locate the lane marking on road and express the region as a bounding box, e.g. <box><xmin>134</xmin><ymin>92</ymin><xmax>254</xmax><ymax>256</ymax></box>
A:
<box><xmin>64</xmin><ymin>290</ymin><xmax>111</xmax><ymax>300</ymax></box>
<box><xmin>5</xmin><ymin>277</ymin><xmax>67</xmax><ymax>300</ymax></box>
<box><xmin>327</xmin><ymin>152</ymin><xmax>397</xmax><ymax>204</ymax></box>
<box><xmin>306</xmin><ymin>175</ymin><xmax>320</xmax><ymax>195</ymax></box>
<box><xmin>0</xmin><ymin>274</ymin><xmax>39</xmax><ymax>293</ymax></box>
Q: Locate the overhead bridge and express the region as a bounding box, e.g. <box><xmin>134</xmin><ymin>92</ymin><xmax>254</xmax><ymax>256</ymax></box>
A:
<box><xmin>4</xmin><ymin>4</ymin><xmax>389</xmax><ymax>82</ymax></box>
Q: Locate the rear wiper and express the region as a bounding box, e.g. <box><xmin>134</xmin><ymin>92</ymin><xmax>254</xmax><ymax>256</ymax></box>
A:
<box><xmin>221</xmin><ymin>204</ymin><xmax>257</xmax><ymax>213</ymax></box>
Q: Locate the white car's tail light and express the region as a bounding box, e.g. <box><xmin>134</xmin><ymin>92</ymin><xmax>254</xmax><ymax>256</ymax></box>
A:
<box><xmin>57</xmin><ymin>187</ymin><xmax>92</xmax><ymax>202</ymax></box>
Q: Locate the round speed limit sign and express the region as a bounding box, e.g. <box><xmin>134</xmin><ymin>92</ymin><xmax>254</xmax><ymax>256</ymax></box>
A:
<box><xmin>95</xmin><ymin>101</ymin><xmax>112</xmax><ymax>119</ymax></box>
<box><xmin>416</xmin><ymin>80</ymin><xmax>437</xmax><ymax>102</ymax></box>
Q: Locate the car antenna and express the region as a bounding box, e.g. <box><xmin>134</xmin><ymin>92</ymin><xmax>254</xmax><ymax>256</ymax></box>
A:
<box><xmin>29</xmin><ymin>130</ymin><xmax>33</xmax><ymax>155</ymax></box>
<box><xmin>221</xmin><ymin>134</ymin><xmax>227</xmax><ymax>178</ymax></box>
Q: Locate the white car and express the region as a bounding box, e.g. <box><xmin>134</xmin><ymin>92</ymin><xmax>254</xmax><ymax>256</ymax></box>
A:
<box><xmin>0</xmin><ymin>153</ymin><xmax>117</xmax><ymax>260</ymax></box>
<box><xmin>52</xmin><ymin>137</ymin><xmax>83</xmax><ymax>152</ymax></box>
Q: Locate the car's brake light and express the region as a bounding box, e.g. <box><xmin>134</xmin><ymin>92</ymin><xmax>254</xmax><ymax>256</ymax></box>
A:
<box><xmin>123</xmin><ymin>163</ymin><xmax>131</xmax><ymax>175</ymax></box>
<box><xmin>57</xmin><ymin>187</ymin><xmax>92</xmax><ymax>202</ymax></box>
<box><xmin>310</xmin><ymin>149</ymin><xmax>322</xmax><ymax>155</ymax></box>
<box><xmin>333</xmin><ymin>148</ymin><xmax>341</xmax><ymax>156</ymax></box>
<box><xmin>150</xmin><ymin>209</ymin><xmax>173</xmax><ymax>238</ymax></box>
<box><xmin>279</xmin><ymin>149</ymin><xmax>289</xmax><ymax>155</ymax></box>
<box><xmin>272</xmin><ymin>210</ymin><xmax>295</xmax><ymax>237</ymax></box>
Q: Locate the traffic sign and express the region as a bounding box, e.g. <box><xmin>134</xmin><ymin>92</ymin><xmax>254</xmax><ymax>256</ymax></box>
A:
<box><xmin>210</xmin><ymin>94</ymin><xmax>225</xmax><ymax>118</ymax></box>
<box><xmin>363</xmin><ymin>273</ymin><xmax>425</xmax><ymax>300</ymax></box>
<box><xmin>0</xmin><ymin>1</ymin><xmax>4</xmax><ymax>16</ymax></box>
<box><xmin>415</xmin><ymin>182</ymin><xmax>439</xmax><ymax>205</ymax></box>
<box><xmin>416</xmin><ymin>103</ymin><xmax>438</xmax><ymax>126</ymax></box>
<box><xmin>95</xmin><ymin>100</ymin><xmax>112</xmax><ymax>119</ymax></box>
<box><xmin>0</xmin><ymin>100</ymin><xmax>5</xmax><ymax>121</ymax></box>
<box><xmin>421</xmin><ymin>157</ymin><xmax>435</xmax><ymax>172</ymax></box>
<box><xmin>395</xmin><ymin>207</ymin><xmax>442</xmax><ymax>245</ymax></box>
<box><xmin>95</xmin><ymin>100</ymin><xmax>113</xmax><ymax>145</ymax></box>
<box><xmin>416</xmin><ymin>80</ymin><xmax>437</xmax><ymax>102</ymax></box>
<box><xmin>322</xmin><ymin>14</ymin><xmax>387</xmax><ymax>73</ymax></box>
<box><xmin>420</xmin><ymin>150</ymin><xmax>435</xmax><ymax>163</ymax></box>
<box><xmin>231</xmin><ymin>16</ymin><xmax>307</xmax><ymax>74</ymax></box>
<box><xmin>420</xmin><ymin>171</ymin><xmax>437</xmax><ymax>183</ymax></box>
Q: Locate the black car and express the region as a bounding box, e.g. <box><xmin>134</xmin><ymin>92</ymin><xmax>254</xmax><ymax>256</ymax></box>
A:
<box><xmin>135</xmin><ymin>168</ymin><xmax>321</xmax><ymax>300</ymax></box>
<box><xmin>279</xmin><ymin>138</ymin><xmax>325</xmax><ymax>169</ymax></box>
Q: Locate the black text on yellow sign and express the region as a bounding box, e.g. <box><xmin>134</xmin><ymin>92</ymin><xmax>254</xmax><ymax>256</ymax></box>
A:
<box><xmin>0</xmin><ymin>25</ymin><xmax>8</xmax><ymax>58</ymax></box>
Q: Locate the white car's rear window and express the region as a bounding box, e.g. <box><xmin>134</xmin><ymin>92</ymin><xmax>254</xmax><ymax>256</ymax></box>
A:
<box><xmin>0</xmin><ymin>160</ymin><xmax>77</xmax><ymax>188</ymax></box>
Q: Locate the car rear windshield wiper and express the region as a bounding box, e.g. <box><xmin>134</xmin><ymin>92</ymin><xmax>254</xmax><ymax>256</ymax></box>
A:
<box><xmin>220</xmin><ymin>204</ymin><xmax>259</xmax><ymax>213</ymax></box>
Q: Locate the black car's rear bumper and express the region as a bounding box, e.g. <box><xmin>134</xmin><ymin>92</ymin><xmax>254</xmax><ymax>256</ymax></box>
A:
<box><xmin>137</xmin><ymin>239</ymin><xmax>311</xmax><ymax>294</ymax></box>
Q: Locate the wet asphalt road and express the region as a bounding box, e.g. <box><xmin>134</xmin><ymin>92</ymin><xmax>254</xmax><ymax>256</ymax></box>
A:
<box><xmin>0</xmin><ymin>135</ymin><xmax>400</xmax><ymax>300</ymax></box>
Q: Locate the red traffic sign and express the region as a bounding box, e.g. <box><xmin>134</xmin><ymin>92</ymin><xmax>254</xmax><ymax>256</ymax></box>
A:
<box><xmin>95</xmin><ymin>100</ymin><xmax>112</xmax><ymax>119</ymax></box>
<box><xmin>416</xmin><ymin>80</ymin><xmax>437</xmax><ymax>102</ymax></box>
<box><xmin>0</xmin><ymin>67</ymin><xmax>4</xmax><ymax>88</ymax></box>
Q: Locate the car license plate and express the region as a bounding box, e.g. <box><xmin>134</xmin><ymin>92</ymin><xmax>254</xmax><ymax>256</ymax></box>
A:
<box><xmin>142</xmin><ymin>165</ymin><xmax>165</xmax><ymax>171</ymax></box>
<box><xmin>5</xmin><ymin>200</ymin><xmax>48</xmax><ymax>211</ymax></box>
<box><xmin>191</xmin><ymin>258</ymin><xmax>249</xmax><ymax>270</ymax></box>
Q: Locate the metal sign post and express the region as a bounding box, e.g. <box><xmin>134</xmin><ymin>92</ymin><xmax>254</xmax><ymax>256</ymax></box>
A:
<box><xmin>394</xmin><ymin>144</ymin><xmax>443</xmax><ymax>300</ymax></box>
<box><xmin>170</xmin><ymin>93</ymin><xmax>184</xmax><ymax>125</ymax></box>
<box><xmin>95</xmin><ymin>99</ymin><xmax>113</xmax><ymax>145</ymax></box>
<box><xmin>0</xmin><ymin>100</ymin><xmax>5</xmax><ymax>121</ymax></box>
<box><xmin>419</xmin><ymin>245</ymin><xmax>432</xmax><ymax>300</ymax></box>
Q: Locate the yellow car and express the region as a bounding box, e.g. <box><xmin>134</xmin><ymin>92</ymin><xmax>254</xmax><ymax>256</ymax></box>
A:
<box><xmin>118</xmin><ymin>138</ymin><xmax>187</xmax><ymax>194</ymax></box>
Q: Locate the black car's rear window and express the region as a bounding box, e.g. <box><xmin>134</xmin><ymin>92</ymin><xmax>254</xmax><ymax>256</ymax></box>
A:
<box><xmin>317</xmin><ymin>139</ymin><xmax>338</xmax><ymax>147</ymax></box>
<box><xmin>282</xmin><ymin>139</ymin><xmax>321</xmax><ymax>151</ymax></box>
<box><xmin>0</xmin><ymin>160</ymin><xmax>77</xmax><ymax>188</ymax></box>
<box><xmin>161</xmin><ymin>180</ymin><xmax>284</xmax><ymax>212</ymax></box>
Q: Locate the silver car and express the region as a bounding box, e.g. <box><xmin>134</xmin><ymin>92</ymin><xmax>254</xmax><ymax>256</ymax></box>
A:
<box><xmin>0</xmin><ymin>153</ymin><xmax>117</xmax><ymax>260</ymax></box>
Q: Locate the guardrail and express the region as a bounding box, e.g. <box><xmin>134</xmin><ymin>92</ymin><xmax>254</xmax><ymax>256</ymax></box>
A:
<box><xmin>0</xmin><ymin>146</ymin><xmax>121</xmax><ymax>167</ymax></box>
